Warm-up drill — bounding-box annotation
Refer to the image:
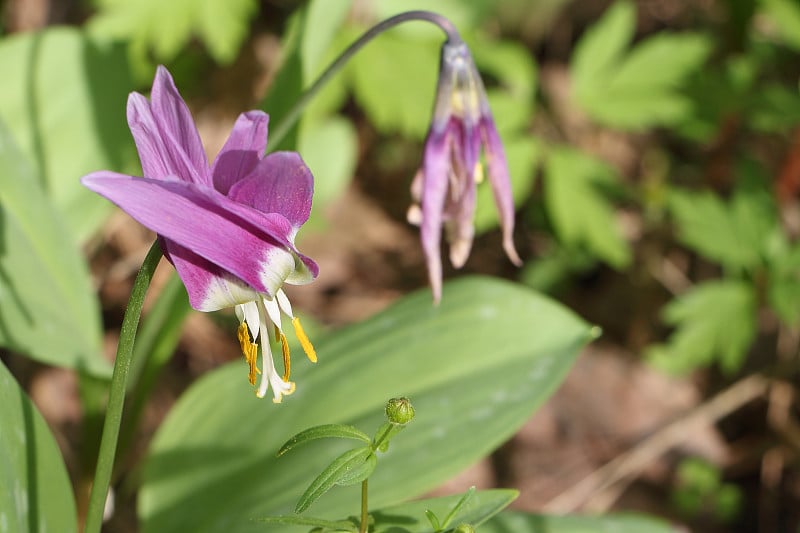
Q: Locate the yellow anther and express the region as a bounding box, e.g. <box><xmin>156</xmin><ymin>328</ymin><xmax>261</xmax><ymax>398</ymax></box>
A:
<box><xmin>474</xmin><ymin>162</ymin><xmax>484</xmax><ymax>184</ymax></box>
<box><xmin>292</xmin><ymin>316</ymin><xmax>317</xmax><ymax>363</ymax></box>
<box><xmin>237</xmin><ymin>323</ymin><xmax>260</xmax><ymax>385</ymax></box>
<box><xmin>279</xmin><ymin>330</ymin><xmax>291</xmax><ymax>382</ymax></box>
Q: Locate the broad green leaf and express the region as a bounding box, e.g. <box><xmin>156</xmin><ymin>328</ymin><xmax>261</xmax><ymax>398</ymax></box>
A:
<box><xmin>300</xmin><ymin>0</ymin><xmax>352</xmax><ymax>81</ymax></box>
<box><xmin>138</xmin><ymin>276</ymin><xmax>592</xmax><ymax>532</ymax></box>
<box><xmin>88</xmin><ymin>0</ymin><xmax>257</xmax><ymax>64</ymax></box>
<box><xmin>647</xmin><ymin>280</ymin><xmax>756</xmax><ymax>374</ymax></box>
<box><xmin>482</xmin><ymin>510</ymin><xmax>676</xmax><ymax>533</ymax></box>
<box><xmin>371</xmin><ymin>489</ymin><xmax>517</xmax><ymax>532</ymax></box>
<box><xmin>0</xmin><ymin>27</ymin><xmax>136</xmax><ymax>241</ymax></box>
<box><xmin>669</xmin><ymin>181</ymin><xmax>777</xmax><ymax>271</ymax></box>
<box><xmin>278</xmin><ymin>424</ymin><xmax>372</xmax><ymax>456</ymax></box>
<box><xmin>297</xmin><ymin>447</ymin><xmax>374</xmax><ymax>513</ymax></box>
<box><xmin>0</xmin><ymin>360</ymin><xmax>77</xmax><ymax>532</ymax></box>
<box><xmin>543</xmin><ymin>147</ymin><xmax>631</xmax><ymax>268</ymax></box>
<box><xmin>572</xmin><ymin>2</ymin><xmax>712</xmax><ymax>129</ymax></box>
<box><xmin>0</xmin><ymin>121</ymin><xmax>108</xmax><ymax>376</ymax></box>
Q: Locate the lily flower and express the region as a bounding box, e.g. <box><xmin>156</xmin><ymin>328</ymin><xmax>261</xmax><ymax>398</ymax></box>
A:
<box><xmin>408</xmin><ymin>41</ymin><xmax>522</xmax><ymax>303</ymax></box>
<box><xmin>82</xmin><ymin>66</ymin><xmax>318</xmax><ymax>403</ymax></box>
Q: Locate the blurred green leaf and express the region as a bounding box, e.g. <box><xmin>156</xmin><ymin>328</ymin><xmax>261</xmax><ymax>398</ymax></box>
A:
<box><xmin>572</xmin><ymin>2</ymin><xmax>712</xmax><ymax>129</ymax></box>
<box><xmin>647</xmin><ymin>280</ymin><xmax>756</xmax><ymax>374</ymax></box>
<box><xmin>88</xmin><ymin>0</ymin><xmax>257</xmax><ymax>64</ymax></box>
<box><xmin>482</xmin><ymin>510</ymin><xmax>676</xmax><ymax>533</ymax></box>
<box><xmin>298</xmin><ymin>117</ymin><xmax>358</xmax><ymax>230</ymax></box>
<box><xmin>138</xmin><ymin>276</ymin><xmax>592</xmax><ymax>532</ymax></box>
<box><xmin>760</xmin><ymin>0</ymin><xmax>800</xmax><ymax>51</ymax></box>
<box><xmin>348</xmin><ymin>28</ymin><xmax>439</xmax><ymax>139</ymax></box>
<box><xmin>0</xmin><ymin>359</ymin><xmax>77</xmax><ymax>532</ymax></box>
<box><xmin>749</xmin><ymin>82</ymin><xmax>800</xmax><ymax>132</ymax></box>
<box><xmin>0</xmin><ymin>27</ymin><xmax>135</xmax><ymax>241</ymax></box>
<box><xmin>371</xmin><ymin>489</ymin><xmax>516</xmax><ymax>532</ymax></box>
<box><xmin>669</xmin><ymin>182</ymin><xmax>777</xmax><ymax>271</ymax></box>
<box><xmin>0</xmin><ymin>121</ymin><xmax>109</xmax><ymax>376</ymax></box>
<box><xmin>767</xmin><ymin>242</ymin><xmax>800</xmax><ymax>326</ymax></box>
<box><xmin>543</xmin><ymin>147</ymin><xmax>631</xmax><ymax>268</ymax></box>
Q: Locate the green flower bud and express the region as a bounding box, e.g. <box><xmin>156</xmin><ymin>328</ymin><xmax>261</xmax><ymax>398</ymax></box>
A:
<box><xmin>385</xmin><ymin>397</ymin><xmax>415</xmax><ymax>425</ymax></box>
<box><xmin>453</xmin><ymin>524</ymin><xmax>475</xmax><ymax>533</ymax></box>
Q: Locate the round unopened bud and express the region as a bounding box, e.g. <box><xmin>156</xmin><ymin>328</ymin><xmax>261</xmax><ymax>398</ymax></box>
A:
<box><xmin>453</xmin><ymin>524</ymin><xmax>475</xmax><ymax>533</ymax></box>
<box><xmin>385</xmin><ymin>397</ymin><xmax>415</xmax><ymax>425</ymax></box>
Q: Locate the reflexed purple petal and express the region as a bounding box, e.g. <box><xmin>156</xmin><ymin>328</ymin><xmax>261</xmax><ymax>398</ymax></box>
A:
<box><xmin>127</xmin><ymin>93</ymin><xmax>208</xmax><ymax>185</ymax></box>
<box><xmin>420</xmin><ymin>132</ymin><xmax>451</xmax><ymax>304</ymax></box>
<box><xmin>149</xmin><ymin>66</ymin><xmax>210</xmax><ymax>185</ymax></box>
<box><xmin>81</xmin><ymin>171</ymin><xmax>309</xmax><ymax>297</ymax></box>
<box><xmin>481</xmin><ymin>121</ymin><xmax>522</xmax><ymax>266</ymax></box>
<box><xmin>227</xmin><ymin>151</ymin><xmax>313</xmax><ymax>229</ymax></box>
<box><xmin>211</xmin><ymin>111</ymin><xmax>269</xmax><ymax>195</ymax></box>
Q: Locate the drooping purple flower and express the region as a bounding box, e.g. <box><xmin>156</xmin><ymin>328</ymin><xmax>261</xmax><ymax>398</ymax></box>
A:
<box><xmin>82</xmin><ymin>66</ymin><xmax>318</xmax><ymax>402</ymax></box>
<box><xmin>408</xmin><ymin>41</ymin><xmax>522</xmax><ymax>303</ymax></box>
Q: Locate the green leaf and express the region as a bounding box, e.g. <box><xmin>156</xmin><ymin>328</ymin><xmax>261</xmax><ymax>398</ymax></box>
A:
<box><xmin>647</xmin><ymin>280</ymin><xmax>756</xmax><ymax>374</ymax></box>
<box><xmin>761</xmin><ymin>0</ymin><xmax>800</xmax><ymax>51</ymax></box>
<box><xmin>347</xmin><ymin>28</ymin><xmax>439</xmax><ymax>138</ymax></box>
<box><xmin>371</xmin><ymin>489</ymin><xmax>517</xmax><ymax>532</ymax></box>
<box><xmin>0</xmin><ymin>121</ymin><xmax>108</xmax><ymax>376</ymax></box>
<box><xmin>257</xmin><ymin>515</ymin><xmax>356</xmax><ymax>530</ymax></box>
<box><xmin>297</xmin><ymin>447</ymin><xmax>374</xmax><ymax>513</ymax></box>
<box><xmin>0</xmin><ymin>27</ymin><xmax>136</xmax><ymax>241</ymax></box>
<box><xmin>572</xmin><ymin>2</ymin><xmax>712</xmax><ymax>129</ymax></box>
<box><xmin>0</xmin><ymin>359</ymin><xmax>77</xmax><ymax>532</ymax></box>
<box><xmin>298</xmin><ymin>117</ymin><xmax>358</xmax><ymax>230</ymax></box>
<box><xmin>543</xmin><ymin>147</ymin><xmax>631</xmax><ymax>268</ymax></box>
<box><xmin>767</xmin><ymin>243</ymin><xmax>800</xmax><ymax>326</ymax></box>
<box><xmin>138</xmin><ymin>276</ymin><xmax>592</xmax><ymax>532</ymax></box>
<box><xmin>668</xmin><ymin>183</ymin><xmax>777</xmax><ymax>271</ymax></box>
<box><xmin>279</xmin><ymin>424</ymin><xmax>372</xmax><ymax>456</ymax></box>
<box><xmin>88</xmin><ymin>0</ymin><xmax>257</xmax><ymax>64</ymax></box>
<box><xmin>572</xmin><ymin>1</ymin><xmax>636</xmax><ymax>90</ymax></box>
<box><xmin>481</xmin><ymin>510</ymin><xmax>676</xmax><ymax>533</ymax></box>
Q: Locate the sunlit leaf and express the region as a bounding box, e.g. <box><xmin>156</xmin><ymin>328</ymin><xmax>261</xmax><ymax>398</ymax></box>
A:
<box><xmin>647</xmin><ymin>280</ymin><xmax>756</xmax><ymax>374</ymax></box>
<box><xmin>543</xmin><ymin>147</ymin><xmax>631</xmax><ymax>268</ymax></box>
<box><xmin>88</xmin><ymin>0</ymin><xmax>257</xmax><ymax>64</ymax></box>
<box><xmin>139</xmin><ymin>276</ymin><xmax>592</xmax><ymax>532</ymax></box>
<box><xmin>0</xmin><ymin>360</ymin><xmax>77</xmax><ymax>532</ymax></box>
<box><xmin>571</xmin><ymin>2</ymin><xmax>712</xmax><ymax>129</ymax></box>
<box><xmin>0</xmin><ymin>27</ymin><xmax>135</xmax><ymax>241</ymax></box>
<box><xmin>0</xmin><ymin>121</ymin><xmax>108</xmax><ymax>375</ymax></box>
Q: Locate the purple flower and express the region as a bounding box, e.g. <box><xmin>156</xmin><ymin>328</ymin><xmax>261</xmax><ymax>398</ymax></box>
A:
<box><xmin>82</xmin><ymin>67</ymin><xmax>318</xmax><ymax>402</ymax></box>
<box><xmin>408</xmin><ymin>41</ymin><xmax>522</xmax><ymax>303</ymax></box>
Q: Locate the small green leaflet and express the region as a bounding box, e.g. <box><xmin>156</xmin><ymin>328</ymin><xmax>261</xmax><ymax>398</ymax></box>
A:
<box><xmin>647</xmin><ymin>280</ymin><xmax>756</xmax><ymax>375</ymax></box>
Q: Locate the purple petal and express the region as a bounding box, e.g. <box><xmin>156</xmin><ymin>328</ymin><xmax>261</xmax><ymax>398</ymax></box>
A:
<box><xmin>227</xmin><ymin>151</ymin><xmax>313</xmax><ymax>229</ymax></box>
<box><xmin>127</xmin><ymin>92</ymin><xmax>208</xmax><ymax>185</ymax></box>
<box><xmin>481</xmin><ymin>121</ymin><xmax>522</xmax><ymax>266</ymax></box>
<box><xmin>420</xmin><ymin>132</ymin><xmax>451</xmax><ymax>304</ymax></box>
<box><xmin>211</xmin><ymin>111</ymin><xmax>269</xmax><ymax>195</ymax></box>
<box><xmin>81</xmin><ymin>172</ymin><xmax>314</xmax><ymax>299</ymax></box>
<box><xmin>148</xmin><ymin>66</ymin><xmax>211</xmax><ymax>185</ymax></box>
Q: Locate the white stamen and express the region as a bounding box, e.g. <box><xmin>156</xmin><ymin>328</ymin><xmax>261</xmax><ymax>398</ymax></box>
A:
<box><xmin>236</xmin><ymin>301</ymin><xmax>261</xmax><ymax>341</ymax></box>
<box><xmin>262</xmin><ymin>295</ymin><xmax>282</xmax><ymax>332</ymax></box>
<box><xmin>276</xmin><ymin>289</ymin><xmax>294</xmax><ymax>318</ymax></box>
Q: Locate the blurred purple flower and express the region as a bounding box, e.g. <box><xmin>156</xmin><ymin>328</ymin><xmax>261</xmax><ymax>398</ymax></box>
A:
<box><xmin>408</xmin><ymin>41</ymin><xmax>522</xmax><ymax>303</ymax></box>
<box><xmin>82</xmin><ymin>66</ymin><xmax>317</xmax><ymax>402</ymax></box>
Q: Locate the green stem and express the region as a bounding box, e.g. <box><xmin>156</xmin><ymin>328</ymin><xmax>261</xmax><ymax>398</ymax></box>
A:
<box><xmin>359</xmin><ymin>478</ymin><xmax>369</xmax><ymax>533</ymax></box>
<box><xmin>84</xmin><ymin>241</ymin><xmax>163</xmax><ymax>533</ymax></box>
<box><xmin>266</xmin><ymin>10</ymin><xmax>462</xmax><ymax>152</ymax></box>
